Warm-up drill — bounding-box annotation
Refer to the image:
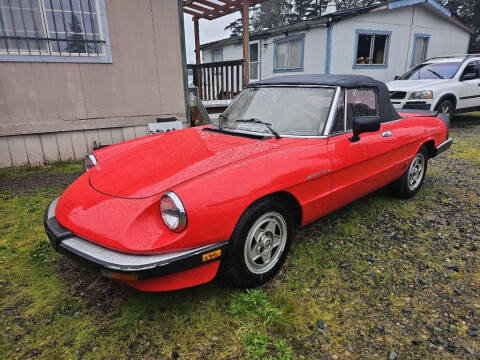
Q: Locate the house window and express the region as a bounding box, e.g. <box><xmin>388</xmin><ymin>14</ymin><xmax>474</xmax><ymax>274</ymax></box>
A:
<box><xmin>0</xmin><ymin>0</ymin><xmax>109</xmax><ymax>62</ymax></box>
<box><xmin>249</xmin><ymin>41</ymin><xmax>259</xmax><ymax>81</ymax></box>
<box><xmin>274</xmin><ymin>34</ymin><xmax>304</xmax><ymax>72</ymax></box>
<box><xmin>212</xmin><ymin>48</ymin><xmax>222</xmax><ymax>62</ymax></box>
<box><xmin>411</xmin><ymin>34</ymin><xmax>430</xmax><ymax>67</ymax></box>
<box><xmin>354</xmin><ymin>30</ymin><xmax>391</xmax><ymax>67</ymax></box>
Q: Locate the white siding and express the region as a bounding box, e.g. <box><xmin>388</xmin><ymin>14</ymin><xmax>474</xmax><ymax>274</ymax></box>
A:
<box><xmin>261</xmin><ymin>27</ymin><xmax>328</xmax><ymax>79</ymax></box>
<box><xmin>202</xmin><ymin>4</ymin><xmax>470</xmax><ymax>83</ymax></box>
<box><xmin>202</xmin><ymin>43</ymin><xmax>242</xmax><ymax>63</ymax></box>
<box><xmin>329</xmin><ymin>5</ymin><xmax>471</xmax><ymax>81</ymax></box>
<box><xmin>411</xmin><ymin>5</ymin><xmax>470</xmax><ymax>62</ymax></box>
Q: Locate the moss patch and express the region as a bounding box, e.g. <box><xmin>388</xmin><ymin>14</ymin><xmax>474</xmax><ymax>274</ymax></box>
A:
<box><xmin>0</xmin><ymin>161</ymin><xmax>82</xmax><ymax>178</ymax></box>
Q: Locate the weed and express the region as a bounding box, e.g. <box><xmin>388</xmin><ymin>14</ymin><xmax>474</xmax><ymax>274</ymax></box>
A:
<box><xmin>231</xmin><ymin>289</ymin><xmax>283</xmax><ymax>324</ymax></box>
<box><xmin>243</xmin><ymin>330</ymin><xmax>292</xmax><ymax>360</ymax></box>
<box><xmin>28</xmin><ymin>238</ymin><xmax>51</xmax><ymax>263</ymax></box>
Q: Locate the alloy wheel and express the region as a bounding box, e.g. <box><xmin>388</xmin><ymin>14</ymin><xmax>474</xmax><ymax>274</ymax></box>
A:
<box><xmin>244</xmin><ymin>212</ymin><xmax>287</xmax><ymax>274</ymax></box>
<box><xmin>407</xmin><ymin>153</ymin><xmax>425</xmax><ymax>191</ymax></box>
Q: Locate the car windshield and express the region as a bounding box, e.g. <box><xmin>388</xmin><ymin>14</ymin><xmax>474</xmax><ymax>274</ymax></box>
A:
<box><xmin>215</xmin><ymin>87</ymin><xmax>336</xmax><ymax>136</ymax></box>
<box><xmin>399</xmin><ymin>62</ymin><xmax>462</xmax><ymax>80</ymax></box>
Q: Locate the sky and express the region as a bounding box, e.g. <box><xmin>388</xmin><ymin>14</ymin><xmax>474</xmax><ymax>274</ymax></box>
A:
<box><xmin>183</xmin><ymin>13</ymin><xmax>240</xmax><ymax>64</ymax></box>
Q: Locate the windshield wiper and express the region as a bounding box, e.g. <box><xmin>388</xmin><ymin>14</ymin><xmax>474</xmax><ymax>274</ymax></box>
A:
<box><xmin>235</xmin><ymin>118</ymin><xmax>281</xmax><ymax>139</ymax></box>
<box><xmin>426</xmin><ymin>69</ymin><xmax>444</xmax><ymax>79</ymax></box>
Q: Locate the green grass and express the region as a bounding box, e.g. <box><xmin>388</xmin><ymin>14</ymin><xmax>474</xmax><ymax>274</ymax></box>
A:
<box><xmin>452</xmin><ymin>111</ymin><xmax>480</xmax><ymax>124</ymax></box>
<box><xmin>0</xmin><ymin>119</ymin><xmax>479</xmax><ymax>359</ymax></box>
<box><xmin>0</xmin><ymin>160</ymin><xmax>82</xmax><ymax>178</ymax></box>
<box><xmin>243</xmin><ymin>331</ymin><xmax>292</xmax><ymax>360</ymax></box>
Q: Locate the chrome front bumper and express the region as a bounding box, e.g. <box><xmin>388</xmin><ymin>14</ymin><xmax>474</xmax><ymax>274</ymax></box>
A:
<box><xmin>44</xmin><ymin>198</ymin><xmax>227</xmax><ymax>280</ymax></box>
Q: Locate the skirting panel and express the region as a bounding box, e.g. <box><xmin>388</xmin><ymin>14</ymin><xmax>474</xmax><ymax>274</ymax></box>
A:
<box><xmin>0</xmin><ymin>125</ymin><xmax>152</xmax><ymax>168</ymax></box>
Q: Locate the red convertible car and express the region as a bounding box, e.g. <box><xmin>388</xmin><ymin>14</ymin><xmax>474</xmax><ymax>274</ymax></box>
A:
<box><xmin>44</xmin><ymin>75</ymin><xmax>452</xmax><ymax>292</ymax></box>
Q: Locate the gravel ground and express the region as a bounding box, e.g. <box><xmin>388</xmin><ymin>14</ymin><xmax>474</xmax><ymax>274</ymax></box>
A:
<box><xmin>0</xmin><ymin>172</ymin><xmax>82</xmax><ymax>196</ymax></box>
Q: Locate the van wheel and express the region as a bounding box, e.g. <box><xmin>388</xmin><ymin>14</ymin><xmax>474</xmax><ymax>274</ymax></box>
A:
<box><xmin>389</xmin><ymin>146</ymin><xmax>428</xmax><ymax>199</ymax></box>
<box><xmin>222</xmin><ymin>198</ymin><xmax>294</xmax><ymax>288</ymax></box>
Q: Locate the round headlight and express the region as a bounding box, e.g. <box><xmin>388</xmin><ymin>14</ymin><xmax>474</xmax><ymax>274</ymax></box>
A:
<box><xmin>160</xmin><ymin>192</ymin><xmax>187</xmax><ymax>232</ymax></box>
<box><xmin>84</xmin><ymin>154</ymin><xmax>97</xmax><ymax>171</ymax></box>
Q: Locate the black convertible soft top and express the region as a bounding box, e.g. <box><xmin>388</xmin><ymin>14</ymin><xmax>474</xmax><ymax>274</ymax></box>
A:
<box><xmin>248</xmin><ymin>74</ymin><xmax>401</xmax><ymax>123</ymax></box>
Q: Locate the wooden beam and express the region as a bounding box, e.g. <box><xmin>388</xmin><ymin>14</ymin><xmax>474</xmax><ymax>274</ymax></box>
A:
<box><xmin>186</xmin><ymin>2</ymin><xmax>213</xmax><ymax>13</ymax></box>
<box><xmin>241</xmin><ymin>0</ymin><xmax>249</xmax><ymax>86</ymax></box>
<box><xmin>183</xmin><ymin>0</ymin><xmax>264</xmax><ymax>20</ymax></box>
<box><xmin>183</xmin><ymin>8</ymin><xmax>201</xmax><ymax>16</ymax></box>
<box><xmin>193</xmin><ymin>0</ymin><xmax>239</xmax><ymax>20</ymax></box>
<box><xmin>189</xmin><ymin>0</ymin><xmax>220</xmax><ymax>9</ymax></box>
<box><xmin>194</xmin><ymin>17</ymin><xmax>201</xmax><ymax>64</ymax></box>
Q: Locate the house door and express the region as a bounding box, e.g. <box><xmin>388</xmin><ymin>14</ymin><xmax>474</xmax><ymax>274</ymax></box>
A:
<box><xmin>249</xmin><ymin>42</ymin><xmax>260</xmax><ymax>82</ymax></box>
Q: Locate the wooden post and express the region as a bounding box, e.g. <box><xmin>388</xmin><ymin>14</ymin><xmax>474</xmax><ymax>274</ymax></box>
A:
<box><xmin>241</xmin><ymin>0</ymin><xmax>249</xmax><ymax>86</ymax></box>
<box><xmin>194</xmin><ymin>17</ymin><xmax>201</xmax><ymax>65</ymax></box>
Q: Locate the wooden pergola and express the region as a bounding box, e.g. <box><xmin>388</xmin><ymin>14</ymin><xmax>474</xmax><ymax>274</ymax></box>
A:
<box><xmin>183</xmin><ymin>0</ymin><xmax>264</xmax><ymax>86</ymax></box>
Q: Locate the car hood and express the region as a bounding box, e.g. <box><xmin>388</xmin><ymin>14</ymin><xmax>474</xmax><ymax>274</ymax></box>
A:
<box><xmin>386</xmin><ymin>79</ymin><xmax>455</xmax><ymax>93</ymax></box>
<box><xmin>89</xmin><ymin>127</ymin><xmax>282</xmax><ymax>199</ymax></box>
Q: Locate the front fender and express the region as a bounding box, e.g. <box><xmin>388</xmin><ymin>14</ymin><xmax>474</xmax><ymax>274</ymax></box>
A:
<box><xmin>433</xmin><ymin>93</ymin><xmax>458</xmax><ymax>111</ymax></box>
<box><xmin>171</xmin><ymin>139</ymin><xmax>332</xmax><ymax>248</ymax></box>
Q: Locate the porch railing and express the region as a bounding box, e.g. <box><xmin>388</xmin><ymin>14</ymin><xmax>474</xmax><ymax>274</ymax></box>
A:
<box><xmin>188</xmin><ymin>60</ymin><xmax>244</xmax><ymax>101</ymax></box>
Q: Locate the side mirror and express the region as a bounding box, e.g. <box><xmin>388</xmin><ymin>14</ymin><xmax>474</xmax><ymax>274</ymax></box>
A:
<box><xmin>460</xmin><ymin>72</ymin><xmax>478</xmax><ymax>81</ymax></box>
<box><xmin>350</xmin><ymin>116</ymin><xmax>381</xmax><ymax>142</ymax></box>
<box><xmin>394</xmin><ymin>75</ymin><xmax>400</xmax><ymax>80</ymax></box>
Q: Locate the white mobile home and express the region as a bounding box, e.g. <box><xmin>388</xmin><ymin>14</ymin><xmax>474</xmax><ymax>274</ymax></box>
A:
<box><xmin>200</xmin><ymin>0</ymin><xmax>474</xmax><ymax>83</ymax></box>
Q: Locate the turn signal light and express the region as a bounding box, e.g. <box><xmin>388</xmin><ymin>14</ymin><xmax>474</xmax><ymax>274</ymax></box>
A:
<box><xmin>101</xmin><ymin>270</ymin><xmax>138</xmax><ymax>281</ymax></box>
<box><xmin>202</xmin><ymin>249</ymin><xmax>222</xmax><ymax>262</ymax></box>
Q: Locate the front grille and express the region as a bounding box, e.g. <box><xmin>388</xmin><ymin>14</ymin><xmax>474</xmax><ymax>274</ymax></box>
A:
<box><xmin>389</xmin><ymin>91</ymin><xmax>407</xmax><ymax>100</ymax></box>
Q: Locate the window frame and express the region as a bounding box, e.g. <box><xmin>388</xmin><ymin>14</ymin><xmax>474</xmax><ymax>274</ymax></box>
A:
<box><xmin>273</xmin><ymin>33</ymin><xmax>305</xmax><ymax>73</ymax></box>
<box><xmin>329</xmin><ymin>86</ymin><xmax>380</xmax><ymax>135</ymax></box>
<box><xmin>0</xmin><ymin>0</ymin><xmax>112</xmax><ymax>63</ymax></box>
<box><xmin>249</xmin><ymin>40</ymin><xmax>260</xmax><ymax>81</ymax></box>
<box><xmin>410</xmin><ymin>33</ymin><xmax>430</xmax><ymax>67</ymax></box>
<box><xmin>352</xmin><ymin>29</ymin><xmax>391</xmax><ymax>69</ymax></box>
<box><xmin>460</xmin><ymin>59</ymin><xmax>480</xmax><ymax>79</ymax></box>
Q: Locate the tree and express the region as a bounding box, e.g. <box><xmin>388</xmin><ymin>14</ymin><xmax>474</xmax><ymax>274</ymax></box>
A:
<box><xmin>287</xmin><ymin>0</ymin><xmax>312</xmax><ymax>23</ymax></box>
<box><xmin>252</xmin><ymin>0</ymin><xmax>291</xmax><ymax>31</ymax></box>
<box><xmin>65</xmin><ymin>13</ymin><xmax>91</xmax><ymax>54</ymax></box>
<box><xmin>224</xmin><ymin>18</ymin><xmax>245</xmax><ymax>38</ymax></box>
<box><xmin>305</xmin><ymin>0</ymin><xmax>327</xmax><ymax>19</ymax></box>
<box><xmin>440</xmin><ymin>0</ymin><xmax>480</xmax><ymax>52</ymax></box>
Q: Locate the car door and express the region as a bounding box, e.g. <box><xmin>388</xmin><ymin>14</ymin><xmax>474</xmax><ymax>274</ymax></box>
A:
<box><xmin>457</xmin><ymin>60</ymin><xmax>480</xmax><ymax>110</ymax></box>
<box><xmin>327</xmin><ymin>87</ymin><xmax>403</xmax><ymax>212</ymax></box>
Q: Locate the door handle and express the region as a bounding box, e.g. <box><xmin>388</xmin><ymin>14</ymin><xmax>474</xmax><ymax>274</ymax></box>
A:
<box><xmin>382</xmin><ymin>130</ymin><xmax>392</xmax><ymax>137</ymax></box>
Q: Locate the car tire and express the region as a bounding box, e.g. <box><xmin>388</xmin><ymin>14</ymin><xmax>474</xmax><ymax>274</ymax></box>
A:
<box><xmin>222</xmin><ymin>198</ymin><xmax>295</xmax><ymax>288</ymax></box>
<box><xmin>435</xmin><ymin>99</ymin><xmax>455</xmax><ymax>121</ymax></box>
<box><xmin>389</xmin><ymin>146</ymin><xmax>429</xmax><ymax>199</ymax></box>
